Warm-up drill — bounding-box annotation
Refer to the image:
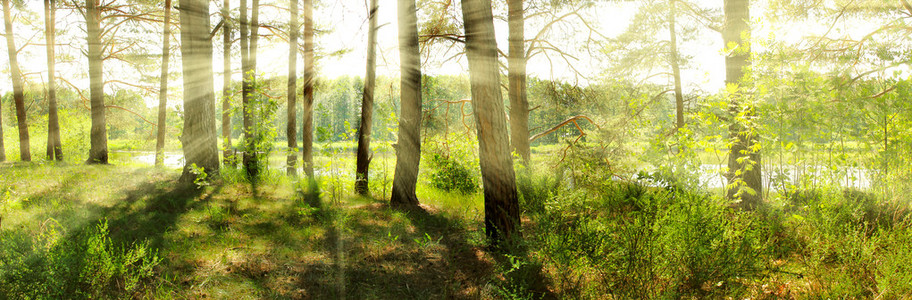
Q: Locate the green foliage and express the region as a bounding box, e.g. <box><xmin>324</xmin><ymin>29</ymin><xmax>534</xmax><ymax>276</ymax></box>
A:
<box><xmin>427</xmin><ymin>153</ymin><xmax>477</xmax><ymax>194</ymax></box>
<box><xmin>424</xmin><ymin>137</ymin><xmax>479</xmax><ymax>194</ymax></box>
<box><xmin>189</xmin><ymin>163</ymin><xmax>210</xmax><ymax>188</ymax></box>
<box><xmin>0</xmin><ymin>219</ymin><xmax>161</xmax><ymax>299</ymax></box>
<box><xmin>241</xmin><ymin>78</ymin><xmax>281</xmax><ymax>180</ymax></box>
<box><xmin>524</xmin><ymin>176</ymin><xmax>767</xmax><ymax>298</ymax></box>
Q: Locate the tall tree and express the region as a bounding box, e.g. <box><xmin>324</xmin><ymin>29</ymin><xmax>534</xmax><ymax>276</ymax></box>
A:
<box><xmin>301</xmin><ymin>0</ymin><xmax>315</xmax><ymax>177</ymax></box>
<box><xmin>507</xmin><ymin>0</ymin><xmax>530</xmax><ymax>165</ymax></box>
<box><xmin>85</xmin><ymin>0</ymin><xmax>107</xmax><ymax>164</ymax></box>
<box><xmin>723</xmin><ymin>0</ymin><xmax>761</xmax><ymax>209</ymax></box>
<box><xmin>44</xmin><ymin>0</ymin><xmax>62</xmax><ymax>160</ymax></box>
<box><xmin>286</xmin><ymin>0</ymin><xmax>299</xmax><ymax>176</ymax></box>
<box><xmin>670</xmin><ymin>0</ymin><xmax>684</xmax><ymax>130</ymax></box>
<box><xmin>355</xmin><ymin>0</ymin><xmax>379</xmax><ymax>195</ymax></box>
<box><xmin>0</xmin><ymin>93</ymin><xmax>4</xmax><ymax>161</ymax></box>
<box><xmin>155</xmin><ymin>0</ymin><xmax>172</xmax><ymax>166</ymax></box>
<box><xmin>3</xmin><ymin>0</ymin><xmax>30</xmax><ymax>161</ymax></box>
<box><xmin>390</xmin><ymin>0</ymin><xmax>422</xmax><ymax>208</ymax></box>
<box><xmin>461</xmin><ymin>0</ymin><xmax>520</xmax><ymax>243</ymax></box>
<box><xmin>241</xmin><ymin>0</ymin><xmax>260</xmax><ymax>177</ymax></box>
<box><xmin>222</xmin><ymin>0</ymin><xmax>232</xmax><ymax>165</ymax></box>
<box><xmin>179</xmin><ymin>0</ymin><xmax>220</xmax><ymax>179</ymax></box>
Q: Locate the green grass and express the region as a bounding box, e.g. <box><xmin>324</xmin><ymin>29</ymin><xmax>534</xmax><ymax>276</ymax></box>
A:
<box><xmin>0</xmin><ymin>163</ymin><xmax>502</xmax><ymax>299</ymax></box>
<box><xmin>1</xmin><ymin>148</ymin><xmax>911</xmax><ymax>299</ymax></box>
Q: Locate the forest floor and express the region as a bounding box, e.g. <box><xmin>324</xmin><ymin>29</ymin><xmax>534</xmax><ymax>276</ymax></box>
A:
<box><xmin>0</xmin><ymin>163</ymin><xmax>518</xmax><ymax>299</ymax></box>
<box><xmin>2</xmin><ymin>162</ymin><xmax>911</xmax><ymax>299</ymax></box>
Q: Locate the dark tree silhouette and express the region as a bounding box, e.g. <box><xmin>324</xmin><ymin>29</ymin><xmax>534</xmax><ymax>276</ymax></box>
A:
<box><xmin>355</xmin><ymin>0</ymin><xmax>379</xmax><ymax>195</ymax></box>
<box><xmin>301</xmin><ymin>0</ymin><xmax>315</xmax><ymax>177</ymax></box>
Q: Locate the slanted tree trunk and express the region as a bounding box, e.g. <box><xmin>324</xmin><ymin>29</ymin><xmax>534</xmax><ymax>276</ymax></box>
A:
<box><xmin>286</xmin><ymin>0</ymin><xmax>299</xmax><ymax>176</ymax></box>
<box><xmin>355</xmin><ymin>0</ymin><xmax>379</xmax><ymax>195</ymax></box>
<box><xmin>301</xmin><ymin>0</ymin><xmax>315</xmax><ymax>177</ymax></box>
<box><xmin>179</xmin><ymin>0</ymin><xmax>220</xmax><ymax>180</ymax></box>
<box><xmin>507</xmin><ymin>0</ymin><xmax>529</xmax><ymax>165</ymax></box>
<box><xmin>85</xmin><ymin>0</ymin><xmax>107</xmax><ymax>164</ymax></box>
<box><xmin>155</xmin><ymin>0</ymin><xmax>172</xmax><ymax>167</ymax></box>
<box><xmin>44</xmin><ymin>0</ymin><xmax>62</xmax><ymax>161</ymax></box>
<box><xmin>3</xmin><ymin>0</ymin><xmax>30</xmax><ymax>161</ymax></box>
<box><xmin>670</xmin><ymin>0</ymin><xmax>684</xmax><ymax>130</ymax></box>
<box><xmin>723</xmin><ymin>0</ymin><xmax>761</xmax><ymax>209</ymax></box>
<box><xmin>461</xmin><ymin>0</ymin><xmax>520</xmax><ymax>244</ymax></box>
<box><xmin>222</xmin><ymin>0</ymin><xmax>233</xmax><ymax>165</ymax></box>
<box><xmin>390</xmin><ymin>0</ymin><xmax>422</xmax><ymax>208</ymax></box>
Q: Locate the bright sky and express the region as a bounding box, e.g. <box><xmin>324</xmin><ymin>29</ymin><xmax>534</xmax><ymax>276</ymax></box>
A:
<box><xmin>0</xmin><ymin>0</ymin><xmax>904</xmax><ymax>107</ymax></box>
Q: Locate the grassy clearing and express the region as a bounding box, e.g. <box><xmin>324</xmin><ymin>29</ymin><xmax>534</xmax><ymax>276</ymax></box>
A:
<box><xmin>0</xmin><ymin>163</ymin><xmax>507</xmax><ymax>299</ymax></box>
<box><xmin>1</xmin><ymin>153</ymin><xmax>911</xmax><ymax>299</ymax></box>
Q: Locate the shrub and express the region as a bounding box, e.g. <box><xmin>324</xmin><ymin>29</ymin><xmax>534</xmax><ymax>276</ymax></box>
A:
<box><xmin>428</xmin><ymin>153</ymin><xmax>478</xmax><ymax>194</ymax></box>
<box><xmin>529</xmin><ymin>181</ymin><xmax>767</xmax><ymax>298</ymax></box>
<box><xmin>0</xmin><ymin>219</ymin><xmax>161</xmax><ymax>299</ymax></box>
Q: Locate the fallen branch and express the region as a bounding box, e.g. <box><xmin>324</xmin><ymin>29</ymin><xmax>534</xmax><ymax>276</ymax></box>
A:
<box><xmin>529</xmin><ymin>115</ymin><xmax>600</xmax><ymax>143</ymax></box>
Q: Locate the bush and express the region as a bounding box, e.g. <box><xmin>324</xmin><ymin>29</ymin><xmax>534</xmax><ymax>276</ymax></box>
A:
<box><xmin>428</xmin><ymin>153</ymin><xmax>478</xmax><ymax>194</ymax></box>
<box><xmin>529</xmin><ymin>181</ymin><xmax>767</xmax><ymax>298</ymax></box>
<box><xmin>0</xmin><ymin>219</ymin><xmax>161</xmax><ymax>299</ymax></box>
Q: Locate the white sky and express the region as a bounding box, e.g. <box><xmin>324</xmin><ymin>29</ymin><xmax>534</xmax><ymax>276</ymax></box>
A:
<box><xmin>0</xmin><ymin>0</ymin><xmax>905</xmax><ymax>107</ymax></box>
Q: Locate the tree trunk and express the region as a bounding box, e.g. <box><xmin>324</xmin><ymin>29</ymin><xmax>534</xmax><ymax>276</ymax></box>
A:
<box><xmin>355</xmin><ymin>0</ymin><xmax>379</xmax><ymax>195</ymax></box>
<box><xmin>507</xmin><ymin>0</ymin><xmax>530</xmax><ymax>165</ymax></box>
<box><xmin>390</xmin><ymin>0</ymin><xmax>422</xmax><ymax>208</ymax></box>
<box><xmin>179</xmin><ymin>0</ymin><xmax>220</xmax><ymax>180</ymax></box>
<box><xmin>155</xmin><ymin>0</ymin><xmax>172</xmax><ymax>167</ymax></box>
<box><xmin>301</xmin><ymin>0</ymin><xmax>315</xmax><ymax>178</ymax></box>
<box><xmin>44</xmin><ymin>0</ymin><xmax>62</xmax><ymax>161</ymax></box>
<box><xmin>670</xmin><ymin>0</ymin><xmax>684</xmax><ymax>130</ymax></box>
<box><xmin>286</xmin><ymin>0</ymin><xmax>299</xmax><ymax>176</ymax></box>
<box><xmin>723</xmin><ymin>0</ymin><xmax>761</xmax><ymax>209</ymax></box>
<box><xmin>85</xmin><ymin>0</ymin><xmax>106</xmax><ymax>164</ymax></box>
<box><xmin>240</xmin><ymin>0</ymin><xmax>254</xmax><ymax>176</ymax></box>
<box><xmin>0</xmin><ymin>93</ymin><xmax>4</xmax><ymax>161</ymax></box>
<box><xmin>3</xmin><ymin>0</ymin><xmax>30</xmax><ymax>161</ymax></box>
<box><xmin>461</xmin><ymin>0</ymin><xmax>521</xmax><ymax>244</ymax></box>
<box><xmin>242</xmin><ymin>0</ymin><xmax>260</xmax><ymax>178</ymax></box>
<box><xmin>222</xmin><ymin>0</ymin><xmax>233</xmax><ymax>166</ymax></box>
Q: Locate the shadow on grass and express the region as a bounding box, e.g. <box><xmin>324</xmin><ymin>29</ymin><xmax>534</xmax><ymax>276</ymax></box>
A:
<box><xmin>288</xmin><ymin>195</ymin><xmax>498</xmax><ymax>299</ymax></box>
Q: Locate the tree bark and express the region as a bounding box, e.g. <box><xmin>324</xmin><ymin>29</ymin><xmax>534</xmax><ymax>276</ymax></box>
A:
<box><xmin>222</xmin><ymin>0</ymin><xmax>233</xmax><ymax>166</ymax></box>
<box><xmin>723</xmin><ymin>0</ymin><xmax>762</xmax><ymax>209</ymax></box>
<box><xmin>243</xmin><ymin>0</ymin><xmax>260</xmax><ymax>178</ymax></box>
<box><xmin>355</xmin><ymin>0</ymin><xmax>379</xmax><ymax>195</ymax></box>
<box><xmin>179</xmin><ymin>0</ymin><xmax>220</xmax><ymax>180</ymax></box>
<box><xmin>507</xmin><ymin>0</ymin><xmax>530</xmax><ymax>165</ymax></box>
<box><xmin>462</xmin><ymin>0</ymin><xmax>521</xmax><ymax>244</ymax></box>
<box><xmin>286</xmin><ymin>0</ymin><xmax>299</xmax><ymax>176</ymax></box>
<box><xmin>85</xmin><ymin>0</ymin><xmax>106</xmax><ymax>164</ymax></box>
<box><xmin>0</xmin><ymin>92</ymin><xmax>4</xmax><ymax>161</ymax></box>
<box><xmin>301</xmin><ymin>0</ymin><xmax>315</xmax><ymax>178</ymax></box>
<box><xmin>390</xmin><ymin>0</ymin><xmax>422</xmax><ymax>208</ymax></box>
<box><xmin>670</xmin><ymin>0</ymin><xmax>684</xmax><ymax>130</ymax></box>
<box><xmin>240</xmin><ymin>0</ymin><xmax>255</xmax><ymax>176</ymax></box>
<box><xmin>4</xmin><ymin>0</ymin><xmax>30</xmax><ymax>161</ymax></box>
<box><xmin>155</xmin><ymin>0</ymin><xmax>172</xmax><ymax>167</ymax></box>
<box><xmin>44</xmin><ymin>0</ymin><xmax>62</xmax><ymax>161</ymax></box>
